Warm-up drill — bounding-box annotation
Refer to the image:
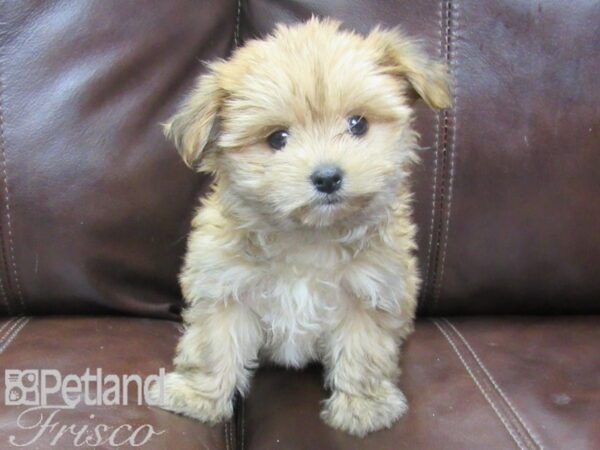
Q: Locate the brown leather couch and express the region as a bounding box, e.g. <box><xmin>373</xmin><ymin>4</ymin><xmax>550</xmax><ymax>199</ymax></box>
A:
<box><xmin>0</xmin><ymin>1</ymin><xmax>598</xmax><ymax>449</ymax></box>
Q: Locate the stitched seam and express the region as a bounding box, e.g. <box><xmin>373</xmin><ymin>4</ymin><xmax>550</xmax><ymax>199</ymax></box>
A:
<box><xmin>433</xmin><ymin>319</ymin><xmax>527</xmax><ymax>450</ymax></box>
<box><xmin>0</xmin><ymin>212</ymin><xmax>12</xmax><ymax>314</ymax></box>
<box><xmin>241</xmin><ymin>396</ymin><xmax>245</xmax><ymax>450</ymax></box>
<box><xmin>231</xmin><ymin>416</ymin><xmax>236</xmax><ymax>450</ymax></box>
<box><xmin>0</xmin><ymin>316</ymin><xmax>16</xmax><ymax>337</ymax></box>
<box><xmin>429</xmin><ymin>109</ymin><xmax>449</xmax><ymax>309</ymax></box>
<box><xmin>0</xmin><ymin>274</ymin><xmax>8</xmax><ymax>314</ymax></box>
<box><xmin>233</xmin><ymin>0</ymin><xmax>242</xmax><ymax>48</ymax></box>
<box><xmin>422</xmin><ymin>113</ymin><xmax>440</xmax><ymax>307</ymax></box>
<box><xmin>0</xmin><ymin>233</ymin><xmax>9</xmax><ymax>313</ymax></box>
<box><xmin>422</xmin><ymin>0</ymin><xmax>444</xmax><ymax>312</ymax></box>
<box><xmin>225</xmin><ymin>421</ymin><xmax>230</xmax><ymax>450</ymax></box>
<box><xmin>432</xmin><ymin>0</ymin><xmax>456</xmax><ymax>309</ymax></box>
<box><xmin>0</xmin><ymin>23</ymin><xmax>10</xmax><ymax>315</ymax></box>
<box><xmin>434</xmin><ymin>319</ymin><xmax>527</xmax><ymax>450</ymax></box>
<box><xmin>0</xmin><ymin>317</ymin><xmax>29</xmax><ymax>355</ymax></box>
<box><xmin>0</xmin><ymin>53</ymin><xmax>24</xmax><ymax>312</ymax></box>
<box><xmin>0</xmin><ymin>74</ymin><xmax>11</xmax><ymax>315</ymax></box>
<box><xmin>443</xmin><ymin>321</ymin><xmax>537</xmax><ymax>450</ymax></box>
<box><xmin>427</xmin><ymin>0</ymin><xmax>453</xmax><ymax>313</ymax></box>
<box><xmin>0</xmin><ymin>316</ymin><xmax>22</xmax><ymax>344</ymax></box>
<box><xmin>444</xmin><ymin>319</ymin><xmax>544</xmax><ymax>449</ymax></box>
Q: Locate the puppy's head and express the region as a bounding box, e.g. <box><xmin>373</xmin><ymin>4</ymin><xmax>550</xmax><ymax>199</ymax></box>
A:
<box><xmin>165</xmin><ymin>18</ymin><xmax>450</xmax><ymax>229</ymax></box>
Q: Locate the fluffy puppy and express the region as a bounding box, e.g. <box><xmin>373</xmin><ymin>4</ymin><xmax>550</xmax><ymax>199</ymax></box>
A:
<box><xmin>155</xmin><ymin>18</ymin><xmax>450</xmax><ymax>437</ymax></box>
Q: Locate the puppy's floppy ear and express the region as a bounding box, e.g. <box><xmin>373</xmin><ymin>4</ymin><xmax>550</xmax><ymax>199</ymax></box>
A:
<box><xmin>163</xmin><ymin>70</ymin><xmax>223</xmax><ymax>169</ymax></box>
<box><xmin>368</xmin><ymin>27</ymin><xmax>451</xmax><ymax>109</ymax></box>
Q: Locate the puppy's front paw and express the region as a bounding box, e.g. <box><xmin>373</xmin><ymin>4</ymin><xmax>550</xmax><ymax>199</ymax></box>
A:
<box><xmin>147</xmin><ymin>371</ymin><xmax>233</xmax><ymax>424</ymax></box>
<box><xmin>320</xmin><ymin>385</ymin><xmax>407</xmax><ymax>437</ymax></box>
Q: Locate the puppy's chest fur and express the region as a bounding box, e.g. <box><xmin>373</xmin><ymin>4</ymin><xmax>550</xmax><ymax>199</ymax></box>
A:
<box><xmin>182</xmin><ymin>201</ymin><xmax>416</xmax><ymax>369</ymax></box>
<box><xmin>246</xmin><ymin>234</ymin><xmax>360</xmax><ymax>367</ymax></box>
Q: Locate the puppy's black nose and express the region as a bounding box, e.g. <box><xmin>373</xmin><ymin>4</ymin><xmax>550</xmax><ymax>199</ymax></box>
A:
<box><xmin>311</xmin><ymin>164</ymin><xmax>343</xmax><ymax>194</ymax></box>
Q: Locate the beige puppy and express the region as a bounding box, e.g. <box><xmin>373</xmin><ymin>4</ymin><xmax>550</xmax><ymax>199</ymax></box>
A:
<box><xmin>155</xmin><ymin>18</ymin><xmax>450</xmax><ymax>436</ymax></box>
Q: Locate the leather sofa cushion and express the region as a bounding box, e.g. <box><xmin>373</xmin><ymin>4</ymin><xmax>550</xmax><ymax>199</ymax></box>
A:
<box><xmin>241</xmin><ymin>316</ymin><xmax>600</xmax><ymax>450</ymax></box>
<box><xmin>1</xmin><ymin>316</ymin><xmax>597</xmax><ymax>449</ymax></box>
<box><xmin>0</xmin><ymin>316</ymin><xmax>233</xmax><ymax>450</ymax></box>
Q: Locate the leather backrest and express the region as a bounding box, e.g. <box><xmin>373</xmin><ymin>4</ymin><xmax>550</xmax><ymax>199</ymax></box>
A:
<box><xmin>1</xmin><ymin>1</ymin><xmax>598</xmax><ymax>317</ymax></box>
<box><xmin>242</xmin><ymin>0</ymin><xmax>600</xmax><ymax>315</ymax></box>
<box><xmin>0</xmin><ymin>0</ymin><xmax>235</xmax><ymax>318</ymax></box>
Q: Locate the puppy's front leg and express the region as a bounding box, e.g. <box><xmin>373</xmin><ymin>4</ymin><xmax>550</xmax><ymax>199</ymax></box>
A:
<box><xmin>320</xmin><ymin>306</ymin><xmax>408</xmax><ymax>437</ymax></box>
<box><xmin>152</xmin><ymin>300</ymin><xmax>262</xmax><ymax>424</ymax></box>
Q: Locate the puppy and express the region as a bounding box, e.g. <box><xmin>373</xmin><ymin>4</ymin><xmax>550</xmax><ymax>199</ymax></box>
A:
<box><xmin>155</xmin><ymin>18</ymin><xmax>450</xmax><ymax>437</ymax></box>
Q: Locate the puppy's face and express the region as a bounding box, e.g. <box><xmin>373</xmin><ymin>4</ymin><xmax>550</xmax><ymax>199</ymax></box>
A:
<box><xmin>167</xmin><ymin>19</ymin><xmax>450</xmax><ymax>229</ymax></box>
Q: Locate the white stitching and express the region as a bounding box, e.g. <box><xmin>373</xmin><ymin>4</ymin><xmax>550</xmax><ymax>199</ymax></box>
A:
<box><xmin>0</xmin><ymin>317</ymin><xmax>29</xmax><ymax>355</ymax></box>
<box><xmin>423</xmin><ymin>113</ymin><xmax>440</xmax><ymax>302</ymax></box>
<box><xmin>231</xmin><ymin>417</ymin><xmax>236</xmax><ymax>450</ymax></box>
<box><xmin>0</xmin><ymin>316</ymin><xmax>17</xmax><ymax>338</ymax></box>
<box><xmin>444</xmin><ymin>321</ymin><xmax>540</xmax><ymax>450</ymax></box>
<box><xmin>241</xmin><ymin>397</ymin><xmax>245</xmax><ymax>450</ymax></box>
<box><xmin>433</xmin><ymin>0</ymin><xmax>458</xmax><ymax>306</ymax></box>
<box><xmin>433</xmin><ymin>319</ymin><xmax>527</xmax><ymax>450</ymax></box>
<box><xmin>234</xmin><ymin>0</ymin><xmax>242</xmax><ymax>48</ymax></box>
<box><xmin>0</xmin><ymin>273</ymin><xmax>9</xmax><ymax>314</ymax></box>
<box><xmin>224</xmin><ymin>420</ymin><xmax>230</xmax><ymax>450</ymax></box>
<box><xmin>434</xmin><ymin>319</ymin><xmax>527</xmax><ymax>450</ymax></box>
<box><xmin>444</xmin><ymin>321</ymin><xmax>536</xmax><ymax>450</ymax></box>
<box><xmin>422</xmin><ymin>0</ymin><xmax>444</xmax><ymax>311</ymax></box>
<box><xmin>0</xmin><ymin>316</ymin><xmax>22</xmax><ymax>344</ymax></box>
<box><xmin>0</xmin><ymin>61</ymin><xmax>24</xmax><ymax>312</ymax></box>
<box><xmin>444</xmin><ymin>319</ymin><xmax>544</xmax><ymax>449</ymax></box>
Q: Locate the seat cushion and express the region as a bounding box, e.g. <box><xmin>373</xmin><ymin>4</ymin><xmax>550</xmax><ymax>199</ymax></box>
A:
<box><xmin>241</xmin><ymin>316</ymin><xmax>600</xmax><ymax>450</ymax></box>
<box><xmin>0</xmin><ymin>316</ymin><xmax>234</xmax><ymax>450</ymax></box>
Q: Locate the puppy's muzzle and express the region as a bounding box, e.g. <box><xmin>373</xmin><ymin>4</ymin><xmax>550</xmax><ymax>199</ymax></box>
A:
<box><xmin>310</xmin><ymin>164</ymin><xmax>343</xmax><ymax>194</ymax></box>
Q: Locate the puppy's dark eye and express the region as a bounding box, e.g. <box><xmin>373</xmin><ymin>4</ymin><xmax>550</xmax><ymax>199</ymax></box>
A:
<box><xmin>267</xmin><ymin>130</ymin><xmax>289</xmax><ymax>150</ymax></box>
<box><xmin>347</xmin><ymin>115</ymin><xmax>368</xmax><ymax>137</ymax></box>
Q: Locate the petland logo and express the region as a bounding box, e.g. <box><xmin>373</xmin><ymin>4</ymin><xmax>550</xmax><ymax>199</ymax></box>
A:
<box><xmin>4</xmin><ymin>368</ymin><xmax>166</xmax><ymax>447</ymax></box>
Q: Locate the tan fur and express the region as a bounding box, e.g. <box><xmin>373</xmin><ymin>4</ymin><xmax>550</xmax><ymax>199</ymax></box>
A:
<box><xmin>151</xmin><ymin>18</ymin><xmax>450</xmax><ymax>437</ymax></box>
